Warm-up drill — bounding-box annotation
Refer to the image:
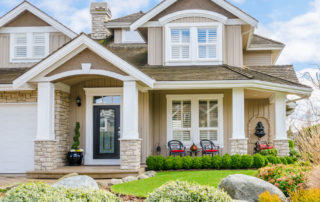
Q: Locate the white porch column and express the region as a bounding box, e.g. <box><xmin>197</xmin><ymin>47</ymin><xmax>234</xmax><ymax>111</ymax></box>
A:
<box><xmin>34</xmin><ymin>82</ymin><xmax>57</xmax><ymax>171</ymax></box>
<box><xmin>230</xmin><ymin>88</ymin><xmax>248</xmax><ymax>154</ymax></box>
<box><xmin>120</xmin><ymin>80</ymin><xmax>141</xmax><ymax>170</ymax></box>
<box><xmin>274</xmin><ymin>92</ymin><xmax>289</xmax><ymax>156</ymax></box>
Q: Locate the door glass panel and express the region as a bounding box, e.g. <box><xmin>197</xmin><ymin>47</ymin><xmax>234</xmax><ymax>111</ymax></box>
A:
<box><xmin>113</xmin><ymin>96</ymin><xmax>121</xmax><ymax>104</ymax></box>
<box><xmin>99</xmin><ymin>109</ymin><xmax>115</xmax><ymax>154</ymax></box>
<box><xmin>102</xmin><ymin>96</ymin><xmax>112</xmax><ymax>104</ymax></box>
<box><xmin>94</xmin><ymin>96</ymin><xmax>103</xmax><ymax>104</ymax></box>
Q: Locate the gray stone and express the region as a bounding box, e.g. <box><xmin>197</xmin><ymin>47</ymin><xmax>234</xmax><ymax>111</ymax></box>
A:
<box><xmin>57</xmin><ymin>173</ymin><xmax>79</xmax><ymax>182</ymax></box>
<box><xmin>122</xmin><ymin>176</ymin><xmax>138</xmax><ymax>182</ymax></box>
<box><xmin>109</xmin><ymin>179</ymin><xmax>123</xmax><ymax>185</ymax></box>
<box><xmin>137</xmin><ymin>174</ymin><xmax>149</xmax><ymax>180</ymax></box>
<box><xmin>145</xmin><ymin>171</ymin><xmax>156</xmax><ymax>177</ymax></box>
<box><xmin>52</xmin><ymin>175</ymin><xmax>98</xmax><ymax>190</ymax></box>
<box><xmin>97</xmin><ymin>181</ymin><xmax>109</xmax><ymax>189</ymax></box>
<box><xmin>218</xmin><ymin>174</ymin><xmax>286</xmax><ymax>202</ymax></box>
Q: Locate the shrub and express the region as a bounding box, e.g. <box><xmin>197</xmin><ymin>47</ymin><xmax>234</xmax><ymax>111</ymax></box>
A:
<box><xmin>289</xmin><ymin>140</ymin><xmax>295</xmax><ymax>149</ymax></box>
<box><xmin>258</xmin><ymin>191</ymin><xmax>281</xmax><ymax>202</ymax></box>
<box><xmin>146</xmin><ymin>180</ymin><xmax>232</xmax><ymax>202</ymax></box>
<box><xmin>290</xmin><ymin>188</ymin><xmax>320</xmax><ymax>202</ymax></box>
<box><xmin>165</xmin><ymin>156</ymin><xmax>175</xmax><ymax>170</ymax></box>
<box><xmin>253</xmin><ymin>154</ymin><xmax>265</xmax><ymax>168</ymax></box>
<box><xmin>231</xmin><ymin>154</ymin><xmax>242</xmax><ymax>169</ymax></box>
<box><xmin>279</xmin><ymin>157</ymin><xmax>288</xmax><ymax>165</ymax></box>
<box><xmin>182</xmin><ymin>156</ymin><xmax>193</xmax><ymax>170</ymax></box>
<box><xmin>259</xmin><ymin>149</ymin><xmax>278</xmax><ymax>157</ymax></box>
<box><xmin>257</xmin><ymin>164</ymin><xmax>310</xmax><ymax>196</ymax></box>
<box><xmin>146</xmin><ymin>156</ymin><xmax>165</xmax><ymax>170</ymax></box>
<box><xmin>276</xmin><ymin>157</ymin><xmax>282</xmax><ymax>164</ymax></box>
<box><xmin>221</xmin><ymin>154</ymin><xmax>232</xmax><ymax>169</ymax></box>
<box><xmin>72</xmin><ymin>122</ymin><xmax>81</xmax><ymax>150</ymax></box>
<box><xmin>263</xmin><ymin>156</ymin><xmax>269</xmax><ymax>166</ymax></box>
<box><xmin>192</xmin><ymin>156</ymin><xmax>203</xmax><ymax>169</ymax></box>
<box><xmin>174</xmin><ymin>156</ymin><xmax>183</xmax><ymax>170</ymax></box>
<box><xmin>1</xmin><ymin>182</ymin><xmax>120</xmax><ymax>202</ymax></box>
<box><xmin>211</xmin><ymin>155</ymin><xmax>222</xmax><ymax>169</ymax></box>
<box><xmin>286</xmin><ymin>156</ymin><xmax>294</xmax><ymax>164</ymax></box>
<box><xmin>241</xmin><ymin>155</ymin><xmax>254</xmax><ymax>169</ymax></box>
<box><xmin>266</xmin><ymin>155</ymin><xmax>277</xmax><ymax>164</ymax></box>
<box><xmin>202</xmin><ymin>155</ymin><xmax>212</xmax><ymax>169</ymax></box>
<box><xmin>296</xmin><ymin>125</ymin><xmax>320</xmax><ymax>164</ymax></box>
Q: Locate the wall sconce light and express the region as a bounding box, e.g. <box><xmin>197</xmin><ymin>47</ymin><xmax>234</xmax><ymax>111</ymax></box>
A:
<box><xmin>156</xmin><ymin>144</ymin><xmax>161</xmax><ymax>155</ymax></box>
<box><xmin>76</xmin><ymin>96</ymin><xmax>81</xmax><ymax>107</ymax></box>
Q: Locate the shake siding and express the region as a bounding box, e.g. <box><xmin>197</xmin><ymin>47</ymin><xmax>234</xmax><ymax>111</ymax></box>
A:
<box><xmin>243</xmin><ymin>51</ymin><xmax>272</xmax><ymax>66</ymax></box>
<box><xmin>148</xmin><ymin>27</ymin><xmax>163</xmax><ymax>65</ymax></box>
<box><xmin>114</xmin><ymin>29</ymin><xmax>122</xmax><ymax>44</ymax></box>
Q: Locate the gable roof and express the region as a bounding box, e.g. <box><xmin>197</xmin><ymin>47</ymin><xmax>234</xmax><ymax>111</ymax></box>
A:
<box><xmin>105</xmin><ymin>12</ymin><xmax>145</xmax><ymax>28</ymax></box>
<box><xmin>130</xmin><ymin>0</ymin><xmax>258</xmax><ymax>30</ymax></box>
<box><xmin>248</xmin><ymin>35</ymin><xmax>285</xmax><ymax>50</ymax></box>
<box><xmin>0</xmin><ymin>1</ymin><xmax>77</xmax><ymax>38</ymax></box>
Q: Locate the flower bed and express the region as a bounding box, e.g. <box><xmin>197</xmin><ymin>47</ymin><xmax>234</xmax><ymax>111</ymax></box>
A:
<box><xmin>146</xmin><ymin>154</ymin><xmax>296</xmax><ymax>171</ymax></box>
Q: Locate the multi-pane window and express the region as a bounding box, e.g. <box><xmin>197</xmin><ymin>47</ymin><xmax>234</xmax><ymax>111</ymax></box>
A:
<box><xmin>198</xmin><ymin>29</ymin><xmax>217</xmax><ymax>59</ymax></box>
<box><xmin>11</xmin><ymin>32</ymin><xmax>49</xmax><ymax>62</ymax></box>
<box><xmin>170</xmin><ymin>29</ymin><xmax>190</xmax><ymax>59</ymax></box>
<box><xmin>167</xmin><ymin>95</ymin><xmax>223</xmax><ymax>146</ymax></box>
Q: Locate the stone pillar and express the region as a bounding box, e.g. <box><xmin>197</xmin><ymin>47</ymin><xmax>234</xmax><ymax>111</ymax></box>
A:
<box><xmin>34</xmin><ymin>140</ymin><xmax>57</xmax><ymax>171</ymax></box>
<box><xmin>230</xmin><ymin>88</ymin><xmax>248</xmax><ymax>155</ymax></box>
<box><xmin>120</xmin><ymin>81</ymin><xmax>141</xmax><ymax>170</ymax></box>
<box><xmin>274</xmin><ymin>93</ymin><xmax>289</xmax><ymax>156</ymax></box>
<box><xmin>90</xmin><ymin>2</ymin><xmax>111</xmax><ymax>40</ymax></box>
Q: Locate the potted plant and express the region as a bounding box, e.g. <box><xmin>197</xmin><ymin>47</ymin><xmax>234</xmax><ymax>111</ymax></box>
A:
<box><xmin>67</xmin><ymin>122</ymin><xmax>83</xmax><ymax>166</ymax></box>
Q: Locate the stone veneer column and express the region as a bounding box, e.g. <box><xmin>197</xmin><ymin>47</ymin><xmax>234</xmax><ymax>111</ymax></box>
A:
<box><xmin>230</xmin><ymin>88</ymin><xmax>248</xmax><ymax>155</ymax></box>
<box><xmin>274</xmin><ymin>140</ymin><xmax>290</xmax><ymax>156</ymax></box>
<box><xmin>90</xmin><ymin>2</ymin><xmax>111</xmax><ymax>40</ymax></box>
<box><xmin>121</xmin><ymin>81</ymin><xmax>141</xmax><ymax>170</ymax></box>
<box><xmin>34</xmin><ymin>140</ymin><xmax>57</xmax><ymax>170</ymax></box>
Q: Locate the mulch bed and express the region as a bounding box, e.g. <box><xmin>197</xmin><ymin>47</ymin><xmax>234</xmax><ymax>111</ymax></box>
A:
<box><xmin>105</xmin><ymin>187</ymin><xmax>145</xmax><ymax>202</ymax></box>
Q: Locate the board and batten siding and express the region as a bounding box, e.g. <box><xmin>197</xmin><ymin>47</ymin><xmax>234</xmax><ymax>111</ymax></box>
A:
<box><xmin>149</xmin><ymin>89</ymin><xmax>232</xmax><ymax>156</ymax></box>
<box><xmin>0</xmin><ymin>33</ymin><xmax>70</xmax><ymax>69</ymax></box>
<box><xmin>148</xmin><ymin>27</ymin><xmax>163</xmax><ymax>66</ymax></box>
<box><xmin>243</xmin><ymin>51</ymin><xmax>272</xmax><ymax>66</ymax></box>
<box><xmin>224</xmin><ymin>25</ymin><xmax>243</xmax><ymax>67</ymax></box>
<box><xmin>114</xmin><ymin>29</ymin><xmax>122</xmax><ymax>44</ymax></box>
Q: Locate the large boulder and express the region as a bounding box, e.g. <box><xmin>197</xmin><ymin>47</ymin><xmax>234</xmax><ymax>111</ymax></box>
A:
<box><xmin>218</xmin><ymin>174</ymin><xmax>286</xmax><ymax>202</ymax></box>
<box><xmin>53</xmin><ymin>175</ymin><xmax>99</xmax><ymax>190</ymax></box>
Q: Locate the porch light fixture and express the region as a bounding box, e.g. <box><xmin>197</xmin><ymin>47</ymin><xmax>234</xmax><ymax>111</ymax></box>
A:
<box><xmin>76</xmin><ymin>96</ymin><xmax>81</xmax><ymax>107</ymax></box>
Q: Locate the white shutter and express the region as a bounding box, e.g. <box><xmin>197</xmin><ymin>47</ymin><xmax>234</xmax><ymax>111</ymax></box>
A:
<box><xmin>32</xmin><ymin>33</ymin><xmax>46</xmax><ymax>58</ymax></box>
<box><xmin>170</xmin><ymin>29</ymin><xmax>190</xmax><ymax>60</ymax></box>
<box><xmin>199</xmin><ymin>100</ymin><xmax>219</xmax><ymax>142</ymax></box>
<box><xmin>171</xmin><ymin>100</ymin><xmax>191</xmax><ymax>142</ymax></box>
<box><xmin>14</xmin><ymin>34</ymin><xmax>27</xmax><ymax>58</ymax></box>
<box><xmin>197</xmin><ymin>28</ymin><xmax>217</xmax><ymax>59</ymax></box>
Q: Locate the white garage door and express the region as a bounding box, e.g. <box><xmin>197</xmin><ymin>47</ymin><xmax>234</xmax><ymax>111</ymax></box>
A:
<box><xmin>0</xmin><ymin>104</ymin><xmax>37</xmax><ymax>173</ymax></box>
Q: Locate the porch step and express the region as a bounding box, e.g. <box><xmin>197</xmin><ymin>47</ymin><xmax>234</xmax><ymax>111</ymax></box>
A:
<box><xmin>26</xmin><ymin>166</ymin><xmax>145</xmax><ymax>179</ymax></box>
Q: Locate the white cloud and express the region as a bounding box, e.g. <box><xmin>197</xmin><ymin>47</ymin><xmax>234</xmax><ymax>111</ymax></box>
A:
<box><xmin>256</xmin><ymin>0</ymin><xmax>320</xmax><ymax>64</ymax></box>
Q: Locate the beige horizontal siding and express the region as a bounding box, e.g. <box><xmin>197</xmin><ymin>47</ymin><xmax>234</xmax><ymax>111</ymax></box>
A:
<box><xmin>243</xmin><ymin>51</ymin><xmax>272</xmax><ymax>66</ymax></box>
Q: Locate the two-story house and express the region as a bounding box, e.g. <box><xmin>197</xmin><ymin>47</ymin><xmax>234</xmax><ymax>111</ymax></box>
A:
<box><xmin>0</xmin><ymin>0</ymin><xmax>312</xmax><ymax>174</ymax></box>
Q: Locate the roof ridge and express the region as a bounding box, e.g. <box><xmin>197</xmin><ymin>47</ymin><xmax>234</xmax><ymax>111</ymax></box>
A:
<box><xmin>223</xmin><ymin>65</ymin><xmax>254</xmax><ymax>79</ymax></box>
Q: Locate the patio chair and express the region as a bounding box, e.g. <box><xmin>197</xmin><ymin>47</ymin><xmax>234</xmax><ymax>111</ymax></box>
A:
<box><xmin>200</xmin><ymin>140</ymin><xmax>220</xmax><ymax>156</ymax></box>
<box><xmin>254</xmin><ymin>141</ymin><xmax>274</xmax><ymax>153</ymax></box>
<box><xmin>168</xmin><ymin>140</ymin><xmax>186</xmax><ymax>156</ymax></box>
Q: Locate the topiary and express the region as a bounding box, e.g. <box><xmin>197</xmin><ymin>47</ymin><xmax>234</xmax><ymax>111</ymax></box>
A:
<box><xmin>72</xmin><ymin>122</ymin><xmax>81</xmax><ymax>150</ymax></box>
<box><xmin>165</xmin><ymin>156</ymin><xmax>175</xmax><ymax>170</ymax></box>
<box><xmin>182</xmin><ymin>156</ymin><xmax>193</xmax><ymax>169</ymax></box>
<box><xmin>253</xmin><ymin>154</ymin><xmax>265</xmax><ymax>168</ymax></box>
<box><xmin>192</xmin><ymin>157</ymin><xmax>203</xmax><ymax>169</ymax></box>
<box><xmin>221</xmin><ymin>154</ymin><xmax>232</xmax><ymax>169</ymax></box>
<box><xmin>211</xmin><ymin>155</ymin><xmax>222</xmax><ymax>169</ymax></box>
<box><xmin>202</xmin><ymin>155</ymin><xmax>212</xmax><ymax>169</ymax></box>
<box><xmin>241</xmin><ymin>155</ymin><xmax>254</xmax><ymax>169</ymax></box>
<box><xmin>174</xmin><ymin>156</ymin><xmax>183</xmax><ymax>170</ymax></box>
<box><xmin>231</xmin><ymin>154</ymin><xmax>242</xmax><ymax>169</ymax></box>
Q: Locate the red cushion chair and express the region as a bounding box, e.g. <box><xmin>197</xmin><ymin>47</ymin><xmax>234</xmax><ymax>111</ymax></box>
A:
<box><xmin>200</xmin><ymin>140</ymin><xmax>220</xmax><ymax>156</ymax></box>
<box><xmin>168</xmin><ymin>140</ymin><xmax>186</xmax><ymax>156</ymax></box>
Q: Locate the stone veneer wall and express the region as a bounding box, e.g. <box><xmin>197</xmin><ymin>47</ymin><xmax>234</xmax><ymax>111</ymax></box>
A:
<box><xmin>34</xmin><ymin>140</ymin><xmax>57</xmax><ymax>171</ymax></box>
<box><xmin>230</xmin><ymin>139</ymin><xmax>248</xmax><ymax>155</ymax></box>
<box><xmin>274</xmin><ymin>139</ymin><xmax>290</xmax><ymax>156</ymax></box>
<box><xmin>120</xmin><ymin>140</ymin><xmax>141</xmax><ymax>170</ymax></box>
<box><xmin>0</xmin><ymin>91</ymin><xmax>37</xmax><ymax>102</ymax></box>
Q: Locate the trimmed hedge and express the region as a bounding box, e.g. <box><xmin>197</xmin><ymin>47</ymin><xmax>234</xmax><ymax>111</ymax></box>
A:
<box><xmin>146</xmin><ymin>154</ymin><xmax>296</xmax><ymax>171</ymax></box>
<box><xmin>259</xmin><ymin>149</ymin><xmax>278</xmax><ymax>156</ymax></box>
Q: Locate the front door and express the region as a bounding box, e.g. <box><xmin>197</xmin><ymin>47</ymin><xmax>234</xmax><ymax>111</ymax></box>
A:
<box><xmin>93</xmin><ymin>105</ymin><xmax>120</xmax><ymax>159</ymax></box>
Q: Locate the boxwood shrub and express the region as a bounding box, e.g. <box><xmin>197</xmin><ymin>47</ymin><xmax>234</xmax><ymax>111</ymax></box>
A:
<box><xmin>164</xmin><ymin>156</ymin><xmax>175</xmax><ymax>170</ymax></box>
<box><xmin>174</xmin><ymin>156</ymin><xmax>184</xmax><ymax>170</ymax></box>
<box><xmin>241</xmin><ymin>155</ymin><xmax>254</xmax><ymax>169</ymax></box>
<box><xmin>231</xmin><ymin>154</ymin><xmax>242</xmax><ymax>169</ymax></box>
<box><xmin>192</xmin><ymin>156</ymin><xmax>203</xmax><ymax>169</ymax></box>
<box><xmin>211</xmin><ymin>155</ymin><xmax>222</xmax><ymax>169</ymax></box>
<box><xmin>221</xmin><ymin>154</ymin><xmax>232</xmax><ymax>169</ymax></box>
<box><xmin>202</xmin><ymin>155</ymin><xmax>212</xmax><ymax>169</ymax></box>
<box><xmin>259</xmin><ymin>149</ymin><xmax>278</xmax><ymax>157</ymax></box>
<box><xmin>253</xmin><ymin>153</ymin><xmax>265</xmax><ymax>168</ymax></box>
<box><xmin>182</xmin><ymin>156</ymin><xmax>193</xmax><ymax>169</ymax></box>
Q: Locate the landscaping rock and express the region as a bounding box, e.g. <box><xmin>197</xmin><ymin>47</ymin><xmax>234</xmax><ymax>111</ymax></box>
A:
<box><xmin>57</xmin><ymin>173</ymin><xmax>79</xmax><ymax>182</ymax></box>
<box><xmin>145</xmin><ymin>171</ymin><xmax>156</xmax><ymax>177</ymax></box>
<box><xmin>122</xmin><ymin>176</ymin><xmax>137</xmax><ymax>182</ymax></box>
<box><xmin>52</xmin><ymin>175</ymin><xmax>98</xmax><ymax>190</ymax></box>
<box><xmin>137</xmin><ymin>174</ymin><xmax>149</xmax><ymax>180</ymax></box>
<box><xmin>218</xmin><ymin>174</ymin><xmax>286</xmax><ymax>202</ymax></box>
<box><xmin>109</xmin><ymin>179</ymin><xmax>123</xmax><ymax>186</ymax></box>
<box><xmin>97</xmin><ymin>181</ymin><xmax>109</xmax><ymax>189</ymax></box>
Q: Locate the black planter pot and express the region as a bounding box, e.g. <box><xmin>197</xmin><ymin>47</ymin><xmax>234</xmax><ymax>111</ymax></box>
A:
<box><xmin>67</xmin><ymin>151</ymin><xmax>83</xmax><ymax>166</ymax></box>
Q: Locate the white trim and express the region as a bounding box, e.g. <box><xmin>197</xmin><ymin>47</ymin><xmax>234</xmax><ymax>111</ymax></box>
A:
<box><xmin>166</xmin><ymin>94</ymin><xmax>224</xmax><ymax>147</ymax></box>
<box><xmin>0</xmin><ymin>26</ymin><xmax>57</xmax><ymax>33</ymax></box>
<box><xmin>0</xmin><ymin>102</ymin><xmax>37</xmax><ymax>105</ymax></box>
<box><xmin>84</xmin><ymin>87</ymin><xmax>123</xmax><ymax>165</ymax></box>
<box><xmin>130</xmin><ymin>0</ymin><xmax>258</xmax><ymax>31</ymax></box>
<box><xmin>0</xmin><ymin>83</ymin><xmax>36</xmax><ymax>91</ymax></box>
<box><xmin>0</xmin><ymin>1</ymin><xmax>77</xmax><ymax>38</ymax></box>
<box><xmin>13</xmin><ymin>34</ymin><xmax>155</xmax><ymax>88</ymax></box>
<box><xmin>247</xmin><ymin>47</ymin><xmax>284</xmax><ymax>51</ymax></box>
<box><xmin>121</xmin><ymin>28</ymin><xmax>145</xmax><ymax>44</ymax></box>
<box><xmin>232</xmin><ymin>88</ymin><xmax>245</xmax><ymax>139</ymax></box>
<box><xmin>158</xmin><ymin>10</ymin><xmax>228</xmax><ymax>25</ymax></box>
<box><xmin>274</xmin><ymin>92</ymin><xmax>287</xmax><ymax>140</ymax></box>
<box><xmin>153</xmin><ymin>80</ymin><xmax>312</xmax><ymax>96</ymax></box>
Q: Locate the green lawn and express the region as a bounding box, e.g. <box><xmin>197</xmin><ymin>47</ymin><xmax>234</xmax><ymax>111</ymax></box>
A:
<box><xmin>111</xmin><ymin>170</ymin><xmax>257</xmax><ymax>197</ymax></box>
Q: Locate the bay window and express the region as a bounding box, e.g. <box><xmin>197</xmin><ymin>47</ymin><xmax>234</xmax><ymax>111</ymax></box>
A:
<box><xmin>165</xmin><ymin>23</ymin><xmax>222</xmax><ymax>65</ymax></box>
<box><xmin>167</xmin><ymin>94</ymin><xmax>224</xmax><ymax>147</ymax></box>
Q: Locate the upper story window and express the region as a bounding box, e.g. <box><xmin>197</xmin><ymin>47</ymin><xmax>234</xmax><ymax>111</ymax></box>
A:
<box><xmin>165</xmin><ymin>23</ymin><xmax>222</xmax><ymax>66</ymax></box>
<box><xmin>10</xmin><ymin>32</ymin><xmax>49</xmax><ymax>63</ymax></box>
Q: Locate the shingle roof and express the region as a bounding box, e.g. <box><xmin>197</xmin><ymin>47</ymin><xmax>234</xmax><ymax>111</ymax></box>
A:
<box><xmin>106</xmin><ymin>12</ymin><xmax>144</xmax><ymax>25</ymax></box>
<box><xmin>0</xmin><ymin>68</ymin><xmax>30</xmax><ymax>84</ymax></box>
<box><xmin>249</xmin><ymin>35</ymin><xmax>285</xmax><ymax>49</ymax></box>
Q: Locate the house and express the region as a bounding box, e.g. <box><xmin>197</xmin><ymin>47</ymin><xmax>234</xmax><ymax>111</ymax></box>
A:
<box><xmin>0</xmin><ymin>0</ymin><xmax>312</xmax><ymax>174</ymax></box>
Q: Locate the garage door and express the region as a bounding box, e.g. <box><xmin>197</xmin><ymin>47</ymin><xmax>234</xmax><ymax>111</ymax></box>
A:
<box><xmin>0</xmin><ymin>104</ymin><xmax>37</xmax><ymax>173</ymax></box>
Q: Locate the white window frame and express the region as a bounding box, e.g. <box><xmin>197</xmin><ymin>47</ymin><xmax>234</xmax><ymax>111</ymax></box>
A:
<box><xmin>167</xmin><ymin>94</ymin><xmax>224</xmax><ymax>147</ymax></box>
<box><xmin>164</xmin><ymin>22</ymin><xmax>223</xmax><ymax>66</ymax></box>
<box><xmin>169</xmin><ymin>28</ymin><xmax>191</xmax><ymax>61</ymax></box>
<box><xmin>10</xmin><ymin>32</ymin><xmax>49</xmax><ymax>63</ymax></box>
<box><xmin>121</xmin><ymin>28</ymin><xmax>145</xmax><ymax>44</ymax></box>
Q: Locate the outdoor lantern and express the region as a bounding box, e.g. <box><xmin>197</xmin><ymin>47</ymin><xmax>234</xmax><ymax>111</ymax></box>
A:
<box><xmin>76</xmin><ymin>96</ymin><xmax>81</xmax><ymax>107</ymax></box>
<box><xmin>156</xmin><ymin>145</ymin><xmax>161</xmax><ymax>155</ymax></box>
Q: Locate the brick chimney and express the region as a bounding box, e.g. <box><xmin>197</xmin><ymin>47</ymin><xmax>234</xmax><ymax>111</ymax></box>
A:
<box><xmin>90</xmin><ymin>2</ymin><xmax>112</xmax><ymax>40</ymax></box>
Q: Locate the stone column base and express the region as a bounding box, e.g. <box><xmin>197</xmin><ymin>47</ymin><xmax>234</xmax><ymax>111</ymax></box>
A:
<box><xmin>274</xmin><ymin>139</ymin><xmax>289</xmax><ymax>156</ymax></box>
<box><xmin>230</xmin><ymin>139</ymin><xmax>248</xmax><ymax>155</ymax></box>
<box><xmin>34</xmin><ymin>140</ymin><xmax>58</xmax><ymax>171</ymax></box>
<box><xmin>120</xmin><ymin>139</ymin><xmax>141</xmax><ymax>170</ymax></box>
